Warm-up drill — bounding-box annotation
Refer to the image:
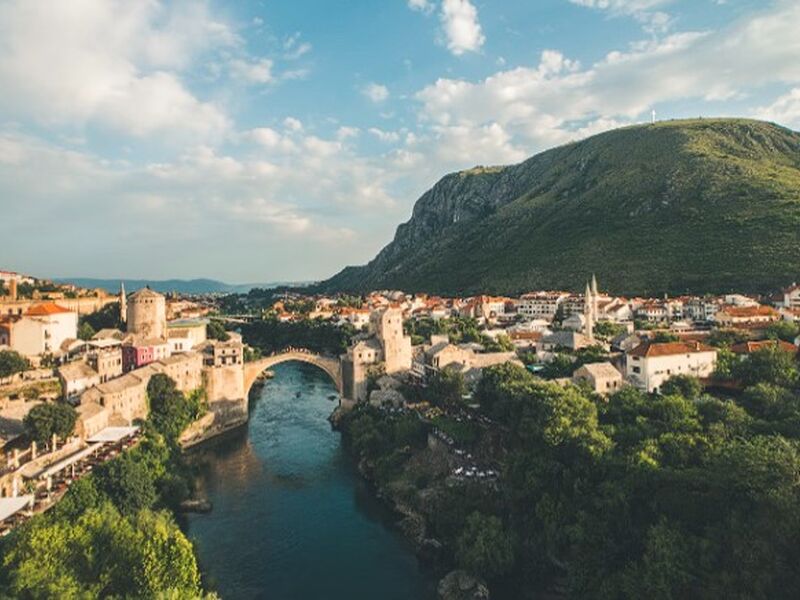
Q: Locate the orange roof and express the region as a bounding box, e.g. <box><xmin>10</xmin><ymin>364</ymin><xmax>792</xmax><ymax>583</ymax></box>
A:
<box><xmin>731</xmin><ymin>340</ymin><xmax>797</xmax><ymax>354</ymax></box>
<box><xmin>629</xmin><ymin>341</ymin><xmax>716</xmax><ymax>358</ymax></box>
<box><xmin>717</xmin><ymin>305</ymin><xmax>778</xmax><ymax>318</ymax></box>
<box><xmin>25</xmin><ymin>302</ymin><xmax>72</xmax><ymax>316</ymax></box>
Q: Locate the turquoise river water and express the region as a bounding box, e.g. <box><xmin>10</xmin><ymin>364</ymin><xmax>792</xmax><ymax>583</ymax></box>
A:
<box><xmin>186</xmin><ymin>362</ymin><xmax>438</xmax><ymax>599</ymax></box>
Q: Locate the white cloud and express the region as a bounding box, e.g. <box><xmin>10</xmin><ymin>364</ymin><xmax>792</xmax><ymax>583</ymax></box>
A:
<box><xmin>283</xmin><ymin>33</ymin><xmax>312</xmax><ymax>59</ymax></box>
<box><xmin>284</xmin><ymin>117</ymin><xmax>304</xmax><ymax>132</ymax></box>
<box><xmin>408</xmin><ymin>0</ymin><xmax>434</xmax><ymax>14</ymax></box>
<box><xmin>368</xmin><ymin>128</ymin><xmax>401</xmax><ymax>143</ymax></box>
<box><xmin>415</xmin><ymin>1</ymin><xmax>800</xmax><ymax>160</ymax></box>
<box><xmin>336</xmin><ymin>126</ymin><xmax>361</xmax><ymax>140</ymax></box>
<box><xmin>229</xmin><ymin>58</ymin><xmax>274</xmax><ymax>84</ymax></box>
<box><xmin>247</xmin><ymin>128</ymin><xmax>298</xmax><ymax>153</ymax></box>
<box><xmin>569</xmin><ymin>0</ymin><xmax>674</xmax><ymax>33</ymax></box>
<box><xmin>0</xmin><ymin>0</ymin><xmax>235</xmax><ymax>140</ymax></box>
<box><xmin>362</xmin><ymin>83</ymin><xmax>390</xmax><ymax>103</ymax></box>
<box><xmin>755</xmin><ymin>88</ymin><xmax>800</xmax><ymax>129</ymax></box>
<box><xmin>440</xmin><ymin>0</ymin><xmax>485</xmax><ymax>55</ymax></box>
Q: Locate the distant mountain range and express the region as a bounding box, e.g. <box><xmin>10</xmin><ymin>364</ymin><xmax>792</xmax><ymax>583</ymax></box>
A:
<box><xmin>317</xmin><ymin>118</ymin><xmax>800</xmax><ymax>296</ymax></box>
<box><xmin>54</xmin><ymin>278</ymin><xmax>309</xmax><ymax>295</ymax></box>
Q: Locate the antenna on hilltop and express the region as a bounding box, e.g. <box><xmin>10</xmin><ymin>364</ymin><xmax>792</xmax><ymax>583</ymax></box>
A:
<box><xmin>651</xmin><ymin>109</ymin><xmax>656</xmax><ymax>125</ymax></box>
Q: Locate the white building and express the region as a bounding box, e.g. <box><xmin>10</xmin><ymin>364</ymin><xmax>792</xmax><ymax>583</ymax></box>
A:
<box><xmin>518</xmin><ymin>292</ymin><xmax>568</xmax><ymax>321</ymax></box>
<box><xmin>777</xmin><ymin>284</ymin><xmax>800</xmax><ymax>310</ymax></box>
<box><xmin>626</xmin><ymin>341</ymin><xmax>717</xmax><ymax>393</ymax></box>
<box><xmin>7</xmin><ymin>302</ymin><xmax>78</xmax><ymax>356</ymax></box>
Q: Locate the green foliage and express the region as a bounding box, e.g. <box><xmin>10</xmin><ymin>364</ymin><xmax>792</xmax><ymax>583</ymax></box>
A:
<box><xmin>77</xmin><ymin>321</ymin><xmax>95</xmax><ymax>341</ymax></box>
<box><xmin>206</xmin><ymin>320</ymin><xmax>230</xmax><ymax>342</ymax></box>
<box><xmin>243</xmin><ymin>345</ymin><xmax>262</xmax><ymax>362</ymax></box>
<box><xmin>79</xmin><ymin>302</ymin><xmax>121</xmax><ymax>332</ymax></box>
<box><xmin>660</xmin><ymin>375</ymin><xmax>703</xmax><ymax>400</ymax></box>
<box><xmin>95</xmin><ymin>455</ymin><xmax>158</xmax><ymax>516</ymax></box>
<box><xmin>594</xmin><ymin>321</ymin><xmax>626</xmax><ymax>341</ymax></box>
<box><xmin>734</xmin><ymin>344</ymin><xmax>799</xmax><ymax>388</ymax></box>
<box><xmin>23</xmin><ymin>402</ymin><xmax>77</xmax><ymax>444</ymax></box>
<box><xmin>1</xmin><ymin>503</ymin><xmax>202</xmax><ymax>598</ymax></box>
<box><xmin>541</xmin><ymin>345</ymin><xmax>609</xmax><ymax>379</ymax></box>
<box><xmin>0</xmin><ymin>350</ymin><xmax>30</xmax><ymax>378</ymax></box>
<box><xmin>652</xmin><ymin>331</ymin><xmax>680</xmax><ymax>343</ymax></box>
<box><xmin>481</xmin><ymin>334</ymin><xmax>514</xmax><ymax>352</ymax></box>
<box><xmin>319</xmin><ymin>119</ymin><xmax>800</xmax><ymax>296</ymax></box>
<box><xmin>455</xmin><ymin>512</ymin><xmax>515</xmax><ymax>579</ymax></box>
<box><xmin>427</xmin><ymin>366</ymin><xmax>467</xmax><ymax>406</ymax></box>
<box><xmin>432</xmin><ymin>415</ymin><xmax>479</xmax><ymax>446</ymax></box>
<box><xmin>340</xmin><ymin>407</ymin><xmax>428</xmax><ymax>484</ymax></box>
<box><xmin>405</xmin><ymin>316</ymin><xmax>483</xmax><ymax>345</ymax></box>
<box><xmin>0</xmin><ymin>388</ymin><xmax>209</xmax><ymax>599</ymax></box>
<box><xmin>241</xmin><ymin>317</ymin><xmax>355</xmax><ymax>355</ymax></box>
<box><xmin>147</xmin><ymin>374</ymin><xmax>202</xmax><ymax>442</ymax></box>
<box><xmin>766</xmin><ymin>320</ymin><xmax>800</xmax><ymax>343</ymax></box>
<box><xmin>708</xmin><ymin>328</ymin><xmax>749</xmax><ymax>348</ymax></box>
<box><xmin>713</xmin><ymin>347</ymin><xmax>737</xmax><ymax>380</ymax></box>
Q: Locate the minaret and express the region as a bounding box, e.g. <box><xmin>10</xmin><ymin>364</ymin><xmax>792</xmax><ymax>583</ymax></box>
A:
<box><xmin>119</xmin><ymin>282</ymin><xmax>127</xmax><ymax>324</ymax></box>
<box><xmin>584</xmin><ymin>281</ymin><xmax>595</xmax><ymax>343</ymax></box>
<box><xmin>591</xmin><ymin>274</ymin><xmax>600</xmax><ymax>323</ymax></box>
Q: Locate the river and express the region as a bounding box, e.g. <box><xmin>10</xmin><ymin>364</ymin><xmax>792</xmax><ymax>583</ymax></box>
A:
<box><xmin>186</xmin><ymin>362</ymin><xmax>438</xmax><ymax>600</ymax></box>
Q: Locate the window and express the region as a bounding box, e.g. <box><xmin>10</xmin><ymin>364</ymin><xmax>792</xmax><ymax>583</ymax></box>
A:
<box><xmin>632</xmin><ymin>366</ymin><xmax>640</xmax><ymax>374</ymax></box>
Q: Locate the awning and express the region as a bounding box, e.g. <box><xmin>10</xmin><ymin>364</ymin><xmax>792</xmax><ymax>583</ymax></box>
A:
<box><xmin>0</xmin><ymin>495</ymin><xmax>34</xmax><ymax>522</ymax></box>
<box><xmin>87</xmin><ymin>426</ymin><xmax>139</xmax><ymax>444</ymax></box>
<box><xmin>31</xmin><ymin>443</ymin><xmax>103</xmax><ymax>479</ymax></box>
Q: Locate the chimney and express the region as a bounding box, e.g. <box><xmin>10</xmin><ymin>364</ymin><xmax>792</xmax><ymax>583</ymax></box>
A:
<box><xmin>9</xmin><ymin>278</ymin><xmax>17</xmax><ymax>301</ymax></box>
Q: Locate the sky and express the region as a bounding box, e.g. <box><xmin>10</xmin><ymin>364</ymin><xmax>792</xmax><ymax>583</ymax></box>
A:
<box><xmin>1</xmin><ymin>0</ymin><xmax>799</xmax><ymax>283</ymax></box>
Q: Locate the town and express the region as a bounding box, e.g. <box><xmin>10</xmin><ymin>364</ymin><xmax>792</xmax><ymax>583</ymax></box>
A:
<box><xmin>2</xmin><ymin>267</ymin><xmax>799</xmax><ymax>534</ymax></box>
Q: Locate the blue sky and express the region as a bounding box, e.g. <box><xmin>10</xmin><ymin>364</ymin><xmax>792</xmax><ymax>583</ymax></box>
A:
<box><xmin>1</xmin><ymin>0</ymin><xmax>798</xmax><ymax>283</ymax></box>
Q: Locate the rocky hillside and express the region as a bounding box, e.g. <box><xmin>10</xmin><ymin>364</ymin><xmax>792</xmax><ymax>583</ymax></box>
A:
<box><xmin>319</xmin><ymin>119</ymin><xmax>800</xmax><ymax>296</ymax></box>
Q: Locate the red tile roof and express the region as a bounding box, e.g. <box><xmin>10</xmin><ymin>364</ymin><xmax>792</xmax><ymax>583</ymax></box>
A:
<box><xmin>25</xmin><ymin>302</ymin><xmax>72</xmax><ymax>316</ymax></box>
<box><xmin>628</xmin><ymin>341</ymin><xmax>716</xmax><ymax>358</ymax></box>
<box><xmin>731</xmin><ymin>340</ymin><xmax>797</xmax><ymax>354</ymax></box>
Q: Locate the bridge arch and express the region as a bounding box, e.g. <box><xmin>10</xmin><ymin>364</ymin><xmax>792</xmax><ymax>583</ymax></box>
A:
<box><xmin>244</xmin><ymin>350</ymin><xmax>343</xmax><ymax>398</ymax></box>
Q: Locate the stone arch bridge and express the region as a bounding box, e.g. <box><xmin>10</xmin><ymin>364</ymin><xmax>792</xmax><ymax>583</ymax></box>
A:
<box><xmin>244</xmin><ymin>349</ymin><xmax>343</xmax><ymax>396</ymax></box>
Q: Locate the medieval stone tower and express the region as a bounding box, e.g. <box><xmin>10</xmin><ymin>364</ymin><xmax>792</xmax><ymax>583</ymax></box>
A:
<box><xmin>370</xmin><ymin>307</ymin><xmax>412</xmax><ymax>374</ymax></box>
<box><xmin>126</xmin><ymin>287</ymin><xmax>167</xmax><ymax>340</ymax></box>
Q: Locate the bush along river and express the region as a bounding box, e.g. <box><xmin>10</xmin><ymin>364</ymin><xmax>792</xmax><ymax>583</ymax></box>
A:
<box><xmin>185</xmin><ymin>362</ymin><xmax>438</xmax><ymax>600</ymax></box>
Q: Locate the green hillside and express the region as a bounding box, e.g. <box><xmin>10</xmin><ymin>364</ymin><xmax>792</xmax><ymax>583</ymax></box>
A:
<box><xmin>320</xmin><ymin>118</ymin><xmax>800</xmax><ymax>296</ymax></box>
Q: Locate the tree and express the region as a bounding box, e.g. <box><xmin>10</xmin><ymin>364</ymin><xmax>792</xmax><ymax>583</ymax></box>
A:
<box><xmin>1</xmin><ymin>503</ymin><xmax>203</xmax><ymax>598</ymax></box>
<box><xmin>455</xmin><ymin>512</ymin><xmax>515</xmax><ymax>579</ymax></box>
<box><xmin>80</xmin><ymin>302</ymin><xmax>122</xmax><ymax>332</ymax></box>
<box><xmin>428</xmin><ymin>365</ymin><xmax>467</xmax><ymax>406</ymax></box>
<box><xmin>77</xmin><ymin>321</ymin><xmax>95</xmax><ymax>341</ymax></box>
<box><xmin>0</xmin><ymin>350</ymin><xmax>30</xmax><ymax>378</ymax></box>
<box><xmin>660</xmin><ymin>375</ymin><xmax>702</xmax><ymax>400</ymax></box>
<box><xmin>96</xmin><ymin>455</ymin><xmax>157</xmax><ymax>515</ymax></box>
<box><xmin>765</xmin><ymin>320</ymin><xmax>800</xmax><ymax>343</ymax></box>
<box><xmin>734</xmin><ymin>344</ymin><xmax>799</xmax><ymax>388</ymax></box>
<box><xmin>207</xmin><ymin>320</ymin><xmax>230</xmax><ymax>342</ymax></box>
<box><xmin>653</xmin><ymin>331</ymin><xmax>680</xmax><ymax>343</ymax></box>
<box><xmin>23</xmin><ymin>402</ymin><xmax>77</xmax><ymax>444</ymax></box>
<box><xmin>147</xmin><ymin>374</ymin><xmax>199</xmax><ymax>442</ymax></box>
<box><xmin>708</xmin><ymin>328</ymin><xmax>748</xmax><ymax>349</ymax></box>
<box><xmin>594</xmin><ymin>321</ymin><xmax>626</xmax><ymax>341</ymax></box>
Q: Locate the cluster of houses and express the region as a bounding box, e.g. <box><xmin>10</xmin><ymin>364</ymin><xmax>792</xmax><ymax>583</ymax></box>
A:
<box><xmin>274</xmin><ymin>278</ymin><xmax>800</xmax><ymax>398</ymax></box>
<box><xmin>1</xmin><ymin>282</ymin><xmax>245</xmax><ymax>453</ymax></box>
